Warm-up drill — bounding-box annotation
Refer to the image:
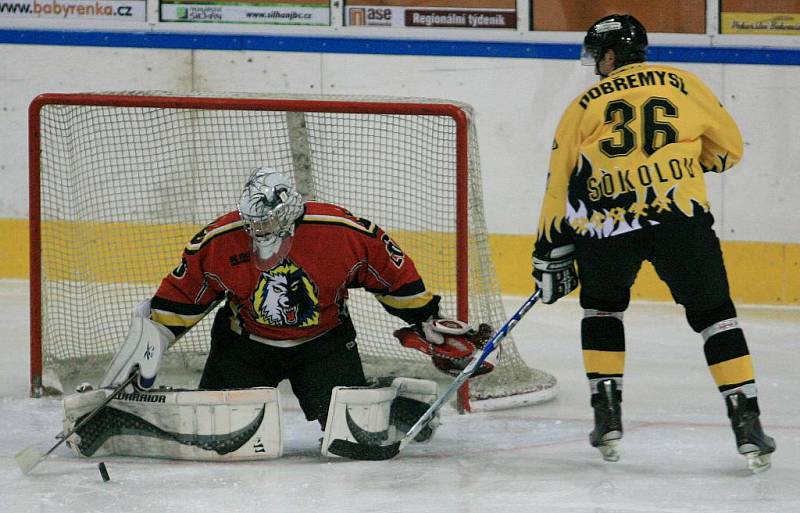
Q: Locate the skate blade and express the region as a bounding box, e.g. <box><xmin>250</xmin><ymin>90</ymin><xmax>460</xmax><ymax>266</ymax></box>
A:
<box><xmin>746</xmin><ymin>452</ymin><xmax>771</xmax><ymax>473</ymax></box>
<box><xmin>596</xmin><ymin>440</ymin><xmax>620</xmax><ymax>462</ymax></box>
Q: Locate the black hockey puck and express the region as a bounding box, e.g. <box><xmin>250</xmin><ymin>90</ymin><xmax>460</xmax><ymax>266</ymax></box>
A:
<box><xmin>98</xmin><ymin>462</ymin><xmax>110</xmax><ymax>482</ymax></box>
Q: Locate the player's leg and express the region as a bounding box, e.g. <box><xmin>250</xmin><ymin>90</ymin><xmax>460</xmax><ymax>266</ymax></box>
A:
<box><xmin>285</xmin><ymin>320</ymin><xmax>368</xmax><ymax>429</ymax></box>
<box><xmin>198</xmin><ymin>306</ymin><xmax>283</xmax><ymax>390</ymax></box>
<box><xmin>574</xmin><ymin>232</ymin><xmax>647</xmax><ymax>461</ymax></box>
<box><xmin>650</xmin><ymin>215</ymin><xmax>775</xmax><ymax>471</ymax></box>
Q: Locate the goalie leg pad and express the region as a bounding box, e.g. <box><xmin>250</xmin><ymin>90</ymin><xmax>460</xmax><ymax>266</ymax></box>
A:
<box><xmin>389</xmin><ymin>377</ymin><xmax>439</xmax><ymax>443</ymax></box>
<box><xmin>63</xmin><ymin>387</ymin><xmax>282</xmax><ymax>460</ymax></box>
<box><xmin>321</xmin><ymin>386</ymin><xmax>397</xmax><ymax>457</ymax></box>
<box><xmin>321</xmin><ymin>377</ymin><xmax>440</xmax><ymax>456</ymax></box>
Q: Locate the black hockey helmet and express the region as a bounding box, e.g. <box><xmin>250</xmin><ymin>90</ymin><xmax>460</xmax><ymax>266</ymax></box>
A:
<box><xmin>581</xmin><ymin>14</ymin><xmax>648</xmax><ymax>68</ymax></box>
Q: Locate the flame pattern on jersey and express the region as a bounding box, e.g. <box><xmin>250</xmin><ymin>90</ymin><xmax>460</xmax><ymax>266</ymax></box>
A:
<box><xmin>534</xmin><ymin>62</ymin><xmax>743</xmax><ymax>256</ymax></box>
<box><xmin>150</xmin><ymin>201</ymin><xmax>439</xmax><ymax>345</ymax></box>
<box><xmin>563</xmin><ymin>154</ymin><xmax>711</xmax><ymax>239</ymax></box>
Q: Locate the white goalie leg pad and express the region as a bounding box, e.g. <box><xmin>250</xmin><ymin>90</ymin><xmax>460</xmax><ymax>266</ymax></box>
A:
<box><xmin>390</xmin><ymin>377</ymin><xmax>440</xmax><ymax>443</ymax></box>
<box><xmin>63</xmin><ymin>387</ymin><xmax>282</xmax><ymax>460</ymax></box>
<box><xmin>321</xmin><ymin>385</ymin><xmax>397</xmax><ymax>457</ymax></box>
<box><xmin>390</xmin><ymin>377</ymin><xmax>437</xmax><ymax>403</ymax></box>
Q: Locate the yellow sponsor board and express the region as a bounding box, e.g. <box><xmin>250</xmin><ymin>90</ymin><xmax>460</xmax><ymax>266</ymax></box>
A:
<box><xmin>4</xmin><ymin>218</ymin><xmax>800</xmax><ymax>305</ymax></box>
<box><xmin>721</xmin><ymin>12</ymin><xmax>800</xmax><ymax>34</ymax></box>
<box><xmin>486</xmin><ymin>234</ymin><xmax>800</xmax><ymax>305</ymax></box>
<box><xmin>21</xmin><ymin>218</ymin><xmax>462</xmax><ymax>291</ymax></box>
<box><xmin>37</xmin><ymin>219</ymin><xmax>195</xmax><ymax>284</ymax></box>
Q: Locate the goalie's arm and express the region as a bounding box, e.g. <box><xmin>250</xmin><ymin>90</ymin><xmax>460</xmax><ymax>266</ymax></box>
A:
<box><xmin>348</xmin><ymin>221</ymin><xmax>442</xmax><ymax>325</ymax></box>
<box><xmin>372</xmin><ymin>280</ymin><xmax>441</xmax><ymax>325</ymax></box>
<box><xmin>100</xmin><ymin>295</ymin><xmax>222</xmax><ymax>391</ymax></box>
<box><xmin>101</xmin><ymin>243</ymin><xmax>223</xmax><ymax>390</ymax></box>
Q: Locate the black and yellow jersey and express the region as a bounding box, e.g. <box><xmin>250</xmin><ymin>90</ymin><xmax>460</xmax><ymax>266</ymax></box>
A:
<box><xmin>534</xmin><ymin>62</ymin><xmax>743</xmax><ymax>256</ymax></box>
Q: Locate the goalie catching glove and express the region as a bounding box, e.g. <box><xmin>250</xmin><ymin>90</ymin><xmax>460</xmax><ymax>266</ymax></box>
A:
<box><xmin>532</xmin><ymin>244</ymin><xmax>579</xmax><ymax>304</ymax></box>
<box><xmin>395</xmin><ymin>319</ymin><xmax>494</xmax><ymax>377</ymax></box>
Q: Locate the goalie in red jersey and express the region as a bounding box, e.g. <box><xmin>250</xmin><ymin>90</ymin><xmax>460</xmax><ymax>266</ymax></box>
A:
<box><xmin>77</xmin><ymin>166</ymin><xmax>491</xmax><ymax>460</ymax></box>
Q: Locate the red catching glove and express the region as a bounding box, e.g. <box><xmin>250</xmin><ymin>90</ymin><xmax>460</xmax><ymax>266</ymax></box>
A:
<box><xmin>394</xmin><ymin>319</ymin><xmax>495</xmax><ymax>377</ymax></box>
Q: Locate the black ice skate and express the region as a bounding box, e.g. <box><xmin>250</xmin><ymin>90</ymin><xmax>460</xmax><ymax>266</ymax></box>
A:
<box><xmin>726</xmin><ymin>393</ymin><xmax>776</xmax><ymax>473</ymax></box>
<box><xmin>589</xmin><ymin>379</ymin><xmax>623</xmax><ymax>462</ymax></box>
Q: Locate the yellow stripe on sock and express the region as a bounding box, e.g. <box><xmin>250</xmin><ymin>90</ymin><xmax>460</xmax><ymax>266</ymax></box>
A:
<box><xmin>582</xmin><ymin>349</ymin><xmax>625</xmax><ymax>375</ymax></box>
<box><xmin>709</xmin><ymin>355</ymin><xmax>754</xmax><ymax>388</ymax></box>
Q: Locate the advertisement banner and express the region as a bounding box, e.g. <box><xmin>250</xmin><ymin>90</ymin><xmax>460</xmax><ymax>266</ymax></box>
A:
<box><xmin>721</xmin><ymin>12</ymin><xmax>800</xmax><ymax>34</ymax></box>
<box><xmin>160</xmin><ymin>0</ymin><xmax>329</xmax><ymax>25</ymax></box>
<box><xmin>0</xmin><ymin>0</ymin><xmax>145</xmax><ymax>20</ymax></box>
<box><xmin>345</xmin><ymin>5</ymin><xmax>515</xmax><ymax>28</ymax></box>
<box><xmin>530</xmin><ymin>0</ymin><xmax>705</xmax><ymax>33</ymax></box>
<box><xmin>720</xmin><ymin>0</ymin><xmax>800</xmax><ymax>35</ymax></box>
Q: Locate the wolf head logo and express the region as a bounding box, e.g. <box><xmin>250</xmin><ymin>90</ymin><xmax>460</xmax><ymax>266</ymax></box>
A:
<box><xmin>252</xmin><ymin>260</ymin><xmax>319</xmax><ymax>327</ymax></box>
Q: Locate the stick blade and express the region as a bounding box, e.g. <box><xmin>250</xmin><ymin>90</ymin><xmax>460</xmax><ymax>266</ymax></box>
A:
<box><xmin>326</xmin><ymin>439</ymin><xmax>401</xmax><ymax>461</ymax></box>
<box><xmin>15</xmin><ymin>445</ymin><xmax>45</xmax><ymax>475</ymax></box>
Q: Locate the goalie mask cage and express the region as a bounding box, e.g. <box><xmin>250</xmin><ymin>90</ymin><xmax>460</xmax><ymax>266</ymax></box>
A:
<box><xmin>29</xmin><ymin>91</ymin><xmax>557</xmax><ymax>411</ymax></box>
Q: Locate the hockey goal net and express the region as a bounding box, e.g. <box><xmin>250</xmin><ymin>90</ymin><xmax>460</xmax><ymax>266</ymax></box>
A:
<box><xmin>29</xmin><ymin>91</ymin><xmax>557</xmax><ymax>410</ymax></box>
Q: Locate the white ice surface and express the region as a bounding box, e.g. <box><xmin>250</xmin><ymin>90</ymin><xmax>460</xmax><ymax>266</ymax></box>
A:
<box><xmin>1</xmin><ymin>279</ymin><xmax>798</xmax><ymax>513</ymax></box>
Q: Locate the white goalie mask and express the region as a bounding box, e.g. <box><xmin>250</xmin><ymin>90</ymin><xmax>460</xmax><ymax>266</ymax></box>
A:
<box><xmin>238</xmin><ymin>167</ymin><xmax>305</xmax><ymax>271</ymax></box>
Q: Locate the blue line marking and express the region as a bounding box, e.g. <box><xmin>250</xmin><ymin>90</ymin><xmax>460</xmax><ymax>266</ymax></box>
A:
<box><xmin>2</xmin><ymin>28</ymin><xmax>800</xmax><ymax>65</ymax></box>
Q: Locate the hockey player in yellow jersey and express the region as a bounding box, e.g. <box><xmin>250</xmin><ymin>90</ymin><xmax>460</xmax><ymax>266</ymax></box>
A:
<box><xmin>531</xmin><ymin>14</ymin><xmax>775</xmax><ymax>472</ymax></box>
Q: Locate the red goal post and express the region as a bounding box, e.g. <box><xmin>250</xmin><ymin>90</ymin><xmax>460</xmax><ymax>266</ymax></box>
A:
<box><xmin>28</xmin><ymin>91</ymin><xmax>557</xmax><ymax>411</ymax></box>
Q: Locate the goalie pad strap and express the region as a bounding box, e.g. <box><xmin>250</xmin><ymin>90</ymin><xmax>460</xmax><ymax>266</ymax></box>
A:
<box><xmin>63</xmin><ymin>387</ymin><xmax>283</xmax><ymax>460</ymax></box>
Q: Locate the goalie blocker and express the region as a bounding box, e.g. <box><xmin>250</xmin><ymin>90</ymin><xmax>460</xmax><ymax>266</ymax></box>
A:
<box><xmin>63</xmin><ymin>387</ymin><xmax>283</xmax><ymax>460</ymax></box>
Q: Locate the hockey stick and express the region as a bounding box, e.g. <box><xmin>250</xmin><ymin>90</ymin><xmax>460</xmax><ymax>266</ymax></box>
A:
<box><xmin>327</xmin><ymin>289</ymin><xmax>542</xmax><ymax>460</ymax></box>
<box><xmin>15</xmin><ymin>372</ymin><xmax>138</xmax><ymax>475</ymax></box>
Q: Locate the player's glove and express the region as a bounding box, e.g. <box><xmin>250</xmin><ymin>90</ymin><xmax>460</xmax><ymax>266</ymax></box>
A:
<box><xmin>532</xmin><ymin>244</ymin><xmax>579</xmax><ymax>304</ymax></box>
<box><xmin>395</xmin><ymin>319</ymin><xmax>495</xmax><ymax>377</ymax></box>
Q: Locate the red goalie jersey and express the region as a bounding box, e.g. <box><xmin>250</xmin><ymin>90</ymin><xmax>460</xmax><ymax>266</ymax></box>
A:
<box><xmin>149</xmin><ymin>202</ymin><xmax>440</xmax><ymax>346</ymax></box>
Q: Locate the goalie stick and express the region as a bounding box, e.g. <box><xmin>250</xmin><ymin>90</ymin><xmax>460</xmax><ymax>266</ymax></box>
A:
<box><xmin>327</xmin><ymin>289</ymin><xmax>542</xmax><ymax>460</ymax></box>
<box><xmin>15</xmin><ymin>372</ymin><xmax>138</xmax><ymax>475</ymax></box>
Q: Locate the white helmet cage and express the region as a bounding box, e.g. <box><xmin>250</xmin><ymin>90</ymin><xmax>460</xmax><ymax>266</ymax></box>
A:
<box><xmin>238</xmin><ymin>167</ymin><xmax>305</xmax><ymax>269</ymax></box>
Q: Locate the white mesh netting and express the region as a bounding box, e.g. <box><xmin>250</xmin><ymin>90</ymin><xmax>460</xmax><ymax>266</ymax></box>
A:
<box><xmin>32</xmin><ymin>91</ymin><xmax>556</xmax><ymax>410</ymax></box>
